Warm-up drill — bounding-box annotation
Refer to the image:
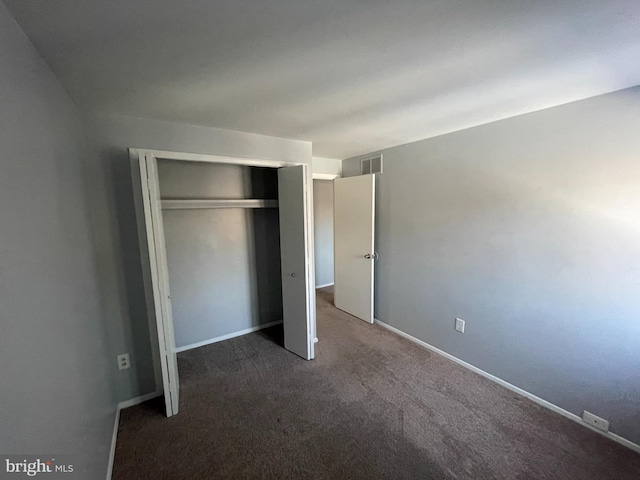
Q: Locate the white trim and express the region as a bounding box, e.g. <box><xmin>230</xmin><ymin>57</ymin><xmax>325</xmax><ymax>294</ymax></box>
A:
<box><xmin>107</xmin><ymin>389</ymin><xmax>163</xmax><ymax>479</ymax></box>
<box><xmin>373</xmin><ymin>318</ymin><xmax>640</xmax><ymax>454</ymax></box>
<box><xmin>140</xmin><ymin>151</ymin><xmax>180</xmax><ymax>417</ymax></box>
<box><xmin>307</xmin><ymin>166</ymin><xmax>317</xmax><ymax>359</ymax></box>
<box><xmin>106</xmin><ymin>408</ymin><xmax>120</xmax><ymax>480</ymax></box>
<box><xmin>131</xmin><ymin>148</ymin><xmax>303</xmax><ymax>168</ymax></box>
<box><xmin>315</xmin><ymin>282</ymin><xmax>334</xmax><ymax>289</ymax></box>
<box><xmin>175</xmin><ymin>320</ymin><xmax>283</xmax><ymax>353</ymax></box>
<box><xmin>298</xmin><ymin>164</ymin><xmax>315</xmax><ymax>360</ymax></box>
<box><xmin>313</xmin><ymin>173</ymin><xmax>339</xmax><ymax>180</ymax></box>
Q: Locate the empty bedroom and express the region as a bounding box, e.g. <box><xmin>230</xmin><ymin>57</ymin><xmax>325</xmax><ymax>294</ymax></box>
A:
<box><xmin>1</xmin><ymin>1</ymin><xmax>639</xmax><ymax>479</ymax></box>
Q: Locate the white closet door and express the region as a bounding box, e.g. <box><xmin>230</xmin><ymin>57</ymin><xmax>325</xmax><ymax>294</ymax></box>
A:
<box><xmin>136</xmin><ymin>152</ymin><xmax>180</xmax><ymax>416</ymax></box>
<box><xmin>278</xmin><ymin>165</ymin><xmax>314</xmax><ymax>360</ymax></box>
<box><xmin>334</xmin><ymin>174</ymin><xmax>376</xmax><ymax>323</ymax></box>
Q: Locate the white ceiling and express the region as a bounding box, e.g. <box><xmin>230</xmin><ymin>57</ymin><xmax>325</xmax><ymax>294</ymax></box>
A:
<box><xmin>5</xmin><ymin>0</ymin><xmax>640</xmax><ymax>158</ymax></box>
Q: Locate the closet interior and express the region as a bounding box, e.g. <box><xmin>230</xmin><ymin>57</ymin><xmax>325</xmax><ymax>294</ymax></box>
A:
<box><xmin>157</xmin><ymin>158</ymin><xmax>284</xmax><ymax>352</ymax></box>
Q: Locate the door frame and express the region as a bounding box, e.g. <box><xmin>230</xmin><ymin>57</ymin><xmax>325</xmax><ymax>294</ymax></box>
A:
<box><xmin>311</xmin><ymin>174</ymin><xmax>339</xmax><ymax>290</ymax></box>
<box><xmin>130</xmin><ymin>148</ymin><xmax>317</xmax><ymax>416</ymax></box>
<box><xmin>312</xmin><ymin>173</ymin><xmax>339</xmax><ymax>180</ymax></box>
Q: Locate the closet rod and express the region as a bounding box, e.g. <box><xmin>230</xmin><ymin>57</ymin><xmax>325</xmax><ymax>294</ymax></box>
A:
<box><xmin>161</xmin><ymin>199</ymin><xmax>279</xmax><ymax>210</ymax></box>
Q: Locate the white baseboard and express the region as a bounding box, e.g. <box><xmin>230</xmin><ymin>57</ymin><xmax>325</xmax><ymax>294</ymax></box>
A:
<box><xmin>175</xmin><ymin>320</ymin><xmax>283</xmax><ymax>353</ymax></box>
<box><xmin>315</xmin><ymin>282</ymin><xmax>334</xmax><ymax>289</ymax></box>
<box><xmin>107</xmin><ymin>389</ymin><xmax>163</xmax><ymax>479</ymax></box>
<box><xmin>106</xmin><ymin>407</ymin><xmax>120</xmax><ymax>480</ymax></box>
<box><xmin>373</xmin><ymin>318</ymin><xmax>640</xmax><ymax>454</ymax></box>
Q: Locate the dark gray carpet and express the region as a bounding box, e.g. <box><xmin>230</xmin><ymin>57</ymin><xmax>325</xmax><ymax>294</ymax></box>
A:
<box><xmin>113</xmin><ymin>288</ymin><xmax>640</xmax><ymax>479</ymax></box>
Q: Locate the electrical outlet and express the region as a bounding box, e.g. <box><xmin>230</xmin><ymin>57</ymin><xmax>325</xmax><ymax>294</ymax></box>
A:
<box><xmin>455</xmin><ymin>318</ymin><xmax>465</xmax><ymax>333</ymax></box>
<box><xmin>117</xmin><ymin>353</ymin><xmax>131</xmax><ymax>370</ymax></box>
<box><xmin>582</xmin><ymin>411</ymin><xmax>609</xmax><ymax>432</ymax></box>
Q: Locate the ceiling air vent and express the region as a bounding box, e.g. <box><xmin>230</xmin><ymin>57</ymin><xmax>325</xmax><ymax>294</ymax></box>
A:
<box><xmin>360</xmin><ymin>154</ymin><xmax>383</xmax><ymax>175</ymax></box>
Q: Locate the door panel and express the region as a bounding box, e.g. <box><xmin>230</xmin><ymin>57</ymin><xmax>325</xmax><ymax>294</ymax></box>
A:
<box><xmin>278</xmin><ymin>165</ymin><xmax>314</xmax><ymax>360</ymax></box>
<box><xmin>334</xmin><ymin>174</ymin><xmax>375</xmax><ymax>323</ymax></box>
<box><xmin>136</xmin><ymin>152</ymin><xmax>180</xmax><ymax>416</ymax></box>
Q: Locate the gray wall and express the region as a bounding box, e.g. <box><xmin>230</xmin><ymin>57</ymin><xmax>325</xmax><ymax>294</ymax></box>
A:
<box><xmin>314</xmin><ymin>180</ymin><xmax>334</xmax><ymax>287</ymax></box>
<box><xmin>0</xmin><ymin>3</ymin><xmax>116</xmax><ymax>478</ymax></box>
<box><xmin>158</xmin><ymin>160</ymin><xmax>282</xmax><ymax>348</ymax></box>
<box><xmin>343</xmin><ymin>87</ymin><xmax>640</xmax><ymax>445</ymax></box>
<box><xmin>312</xmin><ymin>157</ymin><xmax>342</xmax><ymax>176</ymax></box>
<box><xmin>84</xmin><ymin>113</ymin><xmax>312</xmax><ymax>402</ymax></box>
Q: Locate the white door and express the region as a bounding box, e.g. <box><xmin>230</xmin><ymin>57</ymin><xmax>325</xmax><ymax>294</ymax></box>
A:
<box><xmin>334</xmin><ymin>174</ymin><xmax>376</xmax><ymax>323</ymax></box>
<box><xmin>278</xmin><ymin>165</ymin><xmax>315</xmax><ymax>360</ymax></box>
<box><xmin>135</xmin><ymin>152</ymin><xmax>180</xmax><ymax>417</ymax></box>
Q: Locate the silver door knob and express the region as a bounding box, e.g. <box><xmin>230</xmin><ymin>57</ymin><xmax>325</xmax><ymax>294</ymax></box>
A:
<box><xmin>291</xmin><ymin>273</ymin><xmax>296</xmax><ymax>277</ymax></box>
<box><xmin>364</xmin><ymin>253</ymin><xmax>379</xmax><ymax>260</ymax></box>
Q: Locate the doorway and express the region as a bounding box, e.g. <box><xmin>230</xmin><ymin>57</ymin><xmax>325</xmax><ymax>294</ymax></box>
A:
<box><xmin>333</xmin><ymin>174</ymin><xmax>376</xmax><ymax>323</ymax></box>
<box><xmin>313</xmin><ymin>179</ymin><xmax>335</xmax><ymax>289</ymax></box>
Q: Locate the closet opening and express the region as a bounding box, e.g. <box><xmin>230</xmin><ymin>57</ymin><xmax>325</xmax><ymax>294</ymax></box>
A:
<box><xmin>132</xmin><ymin>149</ymin><xmax>315</xmax><ymax>417</ymax></box>
<box><xmin>158</xmin><ymin>159</ymin><xmax>284</xmax><ymax>354</ymax></box>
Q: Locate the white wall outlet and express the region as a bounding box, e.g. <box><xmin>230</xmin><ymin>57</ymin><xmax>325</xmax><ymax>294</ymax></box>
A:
<box><xmin>582</xmin><ymin>411</ymin><xmax>609</xmax><ymax>432</ymax></box>
<box><xmin>117</xmin><ymin>353</ymin><xmax>131</xmax><ymax>370</ymax></box>
<box><xmin>455</xmin><ymin>318</ymin><xmax>465</xmax><ymax>333</ymax></box>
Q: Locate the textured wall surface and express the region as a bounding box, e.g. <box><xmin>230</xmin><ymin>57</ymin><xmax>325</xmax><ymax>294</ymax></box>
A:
<box><xmin>0</xmin><ymin>3</ymin><xmax>116</xmax><ymax>478</ymax></box>
<box><xmin>312</xmin><ymin>157</ymin><xmax>342</xmax><ymax>176</ymax></box>
<box><xmin>343</xmin><ymin>87</ymin><xmax>640</xmax><ymax>444</ymax></box>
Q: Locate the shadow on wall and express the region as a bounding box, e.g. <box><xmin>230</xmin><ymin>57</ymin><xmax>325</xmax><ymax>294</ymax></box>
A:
<box><xmin>107</xmin><ymin>146</ymin><xmax>157</xmax><ymax>400</ymax></box>
<box><xmin>250</xmin><ymin>168</ymin><xmax>283</xmax><ymax>327</ymax></box>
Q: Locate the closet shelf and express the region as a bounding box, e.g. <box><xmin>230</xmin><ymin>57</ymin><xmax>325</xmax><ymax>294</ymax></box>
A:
<box><xmin>161</xmin><ymin>199</ymin><xmax>279</xmax><ymax>210</ymax></box>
